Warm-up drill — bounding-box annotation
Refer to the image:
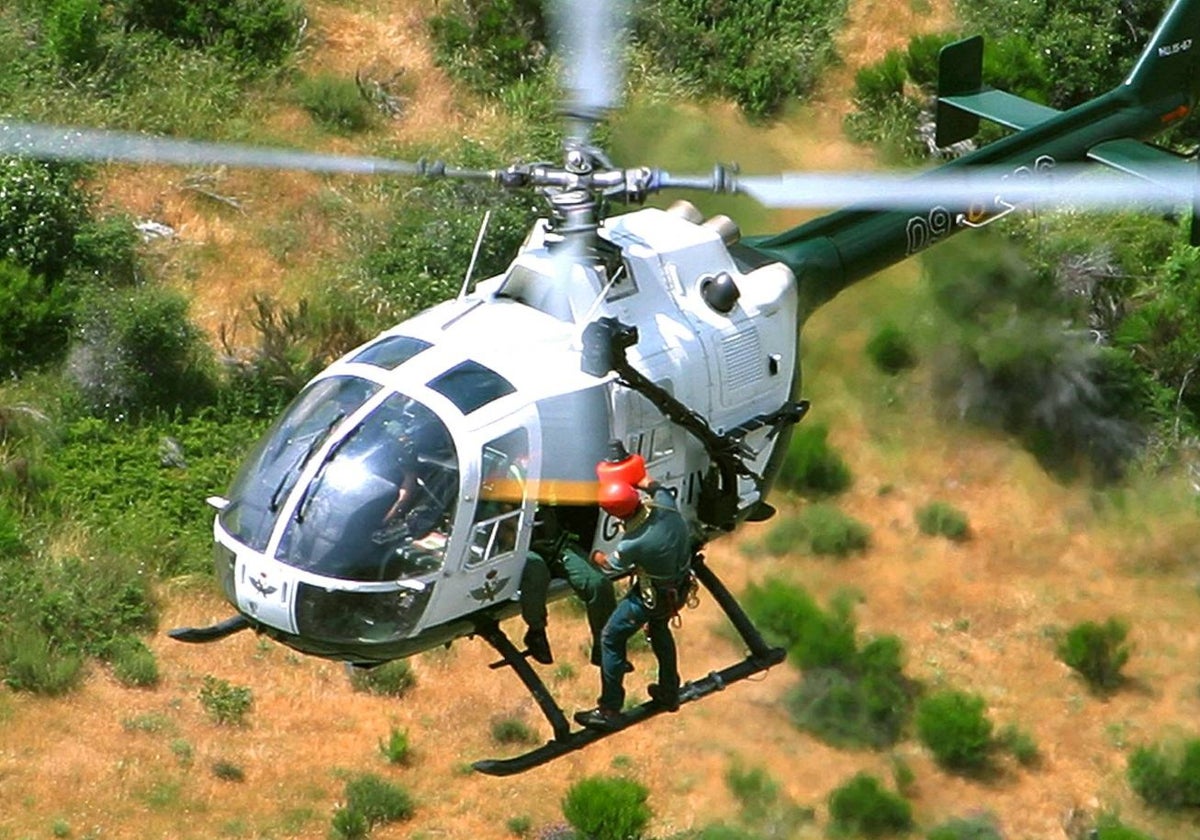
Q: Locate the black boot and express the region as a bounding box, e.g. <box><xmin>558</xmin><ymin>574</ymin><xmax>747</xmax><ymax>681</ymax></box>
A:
<box><xmin>647</xmin><ymin>683</ymin><xmax>680</xmax><ymax>712</ymax></box>
<box><xmin>573</xmin><ymin>706</ymin><xmax>621</xmax><ymax>731</ymax></box>
<box><xmin>523</xmin><ymin>628</ymin><xmax>553</xmax><ymax>665</ymax></box>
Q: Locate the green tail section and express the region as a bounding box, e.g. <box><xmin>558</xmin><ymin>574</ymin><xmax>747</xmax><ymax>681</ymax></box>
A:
<box><xmin>744</xmin><ymin>0</ymin><xmax>1200</xmax><ymax>321</ymax></box>
<box><xmin>1125</xmin><ymin>0</ymin><xmax>1200</xmax><ymax>105</ymax></box>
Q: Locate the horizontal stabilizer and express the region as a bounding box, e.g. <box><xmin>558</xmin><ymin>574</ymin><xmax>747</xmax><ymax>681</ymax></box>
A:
<box><xmin>939</xmin><ymin>89</ymin><xmax>1061</xmax><ymax>133</ymax></box>
<box><xmin>1087</xmin><ymin>138</ymin><xmax>1193</xmax><ymax>187</ymax></box>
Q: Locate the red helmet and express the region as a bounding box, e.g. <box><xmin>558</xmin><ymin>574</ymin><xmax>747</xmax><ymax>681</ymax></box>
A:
<box><xmin>598</xmin><ymin>481</ymin><xmax>640</xmax><ymax>519</ymax></box>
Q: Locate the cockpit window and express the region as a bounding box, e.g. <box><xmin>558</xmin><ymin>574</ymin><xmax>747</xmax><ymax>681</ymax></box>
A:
<box><xmin>350</xmin><ymin>335</ymin><xmax>431</xmax><ymax>369</ymax></box>
<box><xmin>220</xmin><ymin>376</ymin><xmax>380</xmax><ymax>551</ymax></box>
<box><xmin>276</xmin><ymin>393</ymin><xmax>459</xmax><ymax>582</ymax></box>
<box><xmin>427</xmin><ymin>360</ymin><xmax>515</xmax><ymax>414</ymax></box>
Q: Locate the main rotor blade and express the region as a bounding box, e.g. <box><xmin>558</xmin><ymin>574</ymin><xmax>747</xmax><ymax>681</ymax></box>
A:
<box><xmin>549</xmin><ymin>0</ymin><xmax>630</xmax><ymax>142</ymax></box>
<box><xmin>0</xmin><ymin>120</ymin><xmax>488</xmax><ymax>179</ymax></box>
<box><xmin>725</xmin><ymin>165</ymin><xmax>1195</xmax><ymax>212</ymax></box>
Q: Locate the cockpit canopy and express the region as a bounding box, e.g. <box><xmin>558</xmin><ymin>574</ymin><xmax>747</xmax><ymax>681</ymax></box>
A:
<box><xmin>219</xmin><ymin>375</ymin><xmax>460</xmax><ymax>582</ymax></box>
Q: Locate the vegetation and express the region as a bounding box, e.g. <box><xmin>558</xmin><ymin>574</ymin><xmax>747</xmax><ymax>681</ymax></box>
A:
<box><xmin>331</xmin><ymin>773</ymin><xmax>414</xmax><ymax>838</ymax></box>
<box><xmin>1057</xmin><ymin>617</ymin><xmax>1131</xmax><ymax>694</ymax></box>
<box><xmin>745</xmin><ymin>580</ymin><xmax>918</xmax><ymax>749</ymax></box>
<box><xmin>490</xmin><ymin>716</ymin><xmax>539</xmax><ymax>745</ymax></box>
<box><xmin>561</xmin><ymin>775</ymin><xmax>651</xmax><ymax>840</ymax></box>
<box><xmin>198</xmin><ymin>675</ymin><xmax>253</xmax><ymax>726</ymax></box>
<box><xmin>926</xmin><ymin>814</ymin><xmax>1003</xmax><ymax>840</ymax></box>
<box><xmin>915</xmin><ymin>690</ymin><xmax>994</xmax><ymax>774</ymax></box>
<box><xmin>915</xmin><ymin>501</ymin><xmax>971</xmax><ymax>541</ymax></box>
<box><xmin>867</xmin><ymin>322</ymin><xmax>919</xmax><ymax>375</ymax></box>
<box><xmin>1127</xmin><ymin>738</ymin><xmax>1200</xmax><ymax>810</ymax></box>
<box><xmin>348</xmin><ymin>661</ymin><xmax>417</xmax><ymax>697</ymax></box>
<box><xmin>761</xmin><ymin>504</ymin><xmax>870</xmax><ymax>557</ymax></box>
<box><xmin>826</xmin><ymin>773</ymin><xmax>913</xmax><ymax>837</ymax></box>
<box><xmin>776</xmin><ymin>422</ymin><xmax>852</xmax><ymax>496</ymax></box>
<box><xmin>296</xmin><ymin>72</ymin><xmax>374</xmax><ymax>134</ymax></box>
<box><xmin>428</xmin><ymin>0</ymin><xmax>549</xmax><ymax>96</ymax></box>
<box><xmin>378</xmin><ymin>727</ymin><xmax>412</xmax><ymax>766</ymax></box>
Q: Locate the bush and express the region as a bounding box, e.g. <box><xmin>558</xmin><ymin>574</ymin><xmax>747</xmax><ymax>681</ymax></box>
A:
<box><xmin>45</xmin><ymin>0</ymin><xmax>107</xmax><ymax>72</ymax></box>
<box><xmin>333</xmin><ymin>773</ymin><xmax>414</xmax><ymax>836</ymax></box>
<box><xmin>1127</xmin><ymin>738</ymin><xmax>1200</xmax><ymax>809</ymax></box>
<box><xmin>762</xmin><ymin>505</ymin><xmax>870</xmax><ymax>557</ymax></box>
<box><xmin>827</xmin><ymin>773</ymin><xmax>913</xmax><ymax>837</ymax></box>
<box><xmin>0</xmin><ymin>261</ymin><xmax>72</xmax><ymax>376</ymax></box>
<box><xmin>926</xmin><ymin>814</ymin><xmax>1003</xmax><ymax>840</ymax></box>
<box><xmin>743</xmin><ymin>579</ymin><xmax>857</xmax><ymax>670</ymax></box>
<box><xmin>0</xmin><ymin>621</ymin><xmax>85</xmax><ymax>695</ymax></box>
<box><xmin>562</xmin><ymin>775</ymin><xmax>651</xmax><ymax>840</ymax></box>
<box><xmin>121</xmin><ymin>0</ymin><xmax>304</xmax><ymax>68</ymax></box>
<box><xmin>297</xmin><ymin>73</ymin><xmax>373</xmax><ymax>134</ymax></box>
<box><xmin>1057</xmin><ymin>618</ymin><xmax>1130</xmax><ymax>693</ymax></box>
<box><xmin>0</xmin><ymin>159</ymin><xmax>90</xmax><ymax>281</ymax></box>
<box><xmin>1094</xmin><ymin>813</ymin><xmax>1156</xmax><ymax>840</ymax></box>
<box><xmin>68</xmin><ymin>285</ymin><xmax>217</xmax><ymax>419</ymax></box>
<box><xmin>634</xmin><ymin>0</ymin><xmax>849</xmax><ymax>118</ymax></box>
<box><xmin>378</xmin><ymin>727</ymin><xmax>411</xmax><ymax>765</ymax></box>
<box><xmin>428</xmin><ymin>0</ymin><xmax>549</xmax><ymax>95</ymax></box>
<box><xmin>491</xmin><ymin>716</ymin><xmax>539</xmax><ymax>745</ymax></box>
<box><xmin>867</xmin><ymin>322</ymin><xmax>918</xmax><ymax>375</ymax></box>
<box><xmin>997</xmin><ymin>723</ymin><xmax>1040</xmax><ymax>767</ymax></box>
<box><xmin>854</xmin><ymin>50</ymin><xmax>906</xmax><ymax>109</ymax></box>
<box><xmin>777</xmin><ymin>422</ymin><xmax>852</xmax><ymax>496</ymax></box>
<box><xmin>348</xmin><ymin>660</ymin><xmax>416</xmax><ymax>697</ymax></box>
<box><xmin>787</xmin><ymin>635</ymin><xmax>916</xmax><ymax>749</ymax></box>
<box><xmin>915</xmin><ymin>501</ymin><xmax>970</xmax><ymax>541</ymax></box>
<box><xmin>107</xmin><ymin>636</ymin><xmax>160</xmax><ymax>687</ymax></box>
<box><xmin>916</xmin><ymin>690</ymin><xmax>994</xmax><ymax>773</ymax></box>
<box><xmin>212</xmin><ymin>760</ymin><xmax>245</xmax><ymax>782</ymax></box>
<box><xmin>198</xmin><ymin>675</ymin><xmax>253</xmax><ymax>725</ymax></box>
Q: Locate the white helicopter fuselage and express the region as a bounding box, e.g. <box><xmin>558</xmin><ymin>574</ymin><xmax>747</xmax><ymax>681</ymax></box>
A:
<box><xmin>210</xmin><ymin>203</ymin><xmax>798</xmax><ymax>662</ymax></box>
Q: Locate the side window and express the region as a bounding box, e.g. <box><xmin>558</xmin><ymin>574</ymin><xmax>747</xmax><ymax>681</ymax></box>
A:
<box><xmin>466</xmin><ymin>429</ymin><xmax>528</xmax><ymax>569</ymax></box>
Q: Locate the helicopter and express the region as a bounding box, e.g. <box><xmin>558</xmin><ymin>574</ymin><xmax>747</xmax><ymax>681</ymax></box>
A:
<box><xmin>5</xmin><ymin>0</ymin><xmax>1200</xmax><ymax>776</ymax></box>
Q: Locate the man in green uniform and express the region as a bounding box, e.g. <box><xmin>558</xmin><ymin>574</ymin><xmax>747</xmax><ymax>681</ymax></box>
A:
<box><xmin>519</xmin><ymin>509</ymin><xmax>616</xmax><ymax>665</ymax></box>
<box><xmin>574</xmin><ymin>475</ymin><xmax>693</xmax><ymax>731</ymax></box>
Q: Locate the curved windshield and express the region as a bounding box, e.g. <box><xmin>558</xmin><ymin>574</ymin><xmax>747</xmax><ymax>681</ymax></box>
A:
<box><xmin>220</xmin><ymin>376</ymin><xmax>380</xmax><ymax>551</ymax></box>
<box><xmin>277</xmin><ymin>393</ymin><xmax>459</xmax><ymax>581</ymax></box>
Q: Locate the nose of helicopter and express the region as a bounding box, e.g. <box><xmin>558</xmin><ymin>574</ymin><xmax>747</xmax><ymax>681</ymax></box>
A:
<box><xmin>210</xmin><ymin>371</ymin><xmax>461</xmax><ymax>649</ymax></box>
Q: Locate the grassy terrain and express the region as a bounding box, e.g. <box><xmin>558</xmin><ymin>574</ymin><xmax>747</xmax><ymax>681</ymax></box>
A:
<box><xmin>2</xmin><ymin>1</ymin><xmax>1200</xmax><ymax>838</ymax></box>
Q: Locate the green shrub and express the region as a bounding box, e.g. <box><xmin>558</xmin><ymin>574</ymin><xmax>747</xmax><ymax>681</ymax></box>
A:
<box><xmin>633</xmin><ymin>0</ymin><xmax>849</xmax><ymax>118</ymax></box>
<box><xmin>0</xmin><ymin>261</ymin><xmax>71</xmax><ymax>376</ymax></box>
<box><xmin>296</xmin><ymin>73</ymin><xmax>373</xmax><ymax>134</ymax></box>
<box><xmin>348</xmin><ymin>660</ymin><xmax>416</xmax><ymax>697</ymax></box>
<box><xmin>787</xmin><ymin>635</ymin><xmax>916</xmax><ymax>749</ymax></box>
<box><xmin>198</xmin><ymin>675</ymin><xmax>253</xmax><ymax>725</ymax></box>
<box><xmin>854</xmin><ymin>50</ymin><xmax>906</xmax><ymax>108</ymax></box>
<box><xmin>777</xmin><ymin>422</ymin><xmax>852</xmax><ymax>496</ymax></box>
<box><xmin>1057</xmin><ymin>618</ymin><xmax>1130</xmax><ymax>693</ymax></box>
<box><xmin>743</xmin><ymin>579</ymin><xmax>857</xmax><ymax>670</ymax></box>
<box><xmin>726</xmin><ymin>763</ymin><xmax>780</xmax><ymax>823</ymax></box>
<box><xmin>561</xmin><ymin>775</ymin><xmax>651</xmax><ymax>840</ymax></box>
<box><xmin>0</xmin><ymin>159</ymin><xmax>90</xmax><ymax>281</ymax></box>
<box><xmin>827</xmin><ymin>773</ymin><xmax>913</xmax><ymax>837</ymax></box>
<box><xmin>1094</xmin><ymin>813</ymin><xmax>1157</xmax><ymax>840</ymax></box>
<box><xmin>926</xmin><ymin>813</ymin><xmax>1003</xmax><ymax>840</ymax></box>
<box><xmin>506</xmin><ymin>815</ymin><xmax>533</xmax><ymax>837</ymax></box>
<box><xmin>997</xmin><ymin>723</ymin><xmax>1040</xmax><ymax>767</ymax></box>
<box><xmin>762</xmin><ymin>505</ymin><xmax>870</xmax><ymax>557</ymax></box>
<box><xmin>0</xmin><ymin>621</ymin><xmax>85</xmax><ymax>695</ymax></box>
<box><xmin>212</xmin><ymin>759</ymin><xmax>245</xmax><ymax>782</ymax></box>
<box><xmin>904</xmin><ymin>32</ymin><xmax>960</xmax><ymax>89</ymax></box>
<box><xmin>68</xmin><ymin>285</ymin><xmax>217</xmax><ymax>419</ymax></box>
<box><xmin>867</xmin><ymin>322</ymin><xmax>918</xmax><ymax>375</ymax></box>
<box><xmin>801</xmin><ymin>504</ymin><xmax>870</xmax><ymax>556</ymax></box>
<box><xmin>491</xmin><ymin>716</ymin><xmax>538</xmax><ymax>745</ymax></box>
<box><xmin>378</xmin><ymin>727</ymin><xmax>411</xmax><ymax>765</ymax></box>
<box><xmin>121</xmin><ymin>0</ymin><xmax>304</xmax><ymax>68</ymax></box>
<box><xmin>916</xmin><ymin>690</ymin><xmax>994</xmax><ymax>774</ymax></box>
<box><xmin>45</xmin><ymin>0</ymin><xmax>107</xmax><ymax>72</ymax></box>
<box><xmin>915</xmin><ymin>501</ymin><xmax>971</xmax><ymax>541</ymax></box>
<box><xmin>107</xmin><ymin>636</ymin><xmax>160</xmax><ymax>687</ymax></box>
<box><xmin>428</xmin><ymin>0</ymin><xmax>549</xmax><ymax>95</ymax></box>
<box><xmin>330</xmin><ymin>774</ymin><xmax>414</xmax><ymax>838</ymax></box>
<box><xmin>1127</xmin><ymin>739</ymin><xmax>1200</xmax><ymax>809</ymax></box>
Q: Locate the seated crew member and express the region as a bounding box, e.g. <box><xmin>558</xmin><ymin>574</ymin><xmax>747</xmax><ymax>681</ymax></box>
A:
<box><xmin>519</xmin><ymin>509</ymin><xmax>616</xmax><ymax>665</ymax></box>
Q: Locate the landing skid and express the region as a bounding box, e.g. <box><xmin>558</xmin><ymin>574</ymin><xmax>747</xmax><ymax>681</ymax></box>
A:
<box><xmin>471</xmin><ymin>555</ymin><xmax>785</xmax><ymax>777</ymax></box>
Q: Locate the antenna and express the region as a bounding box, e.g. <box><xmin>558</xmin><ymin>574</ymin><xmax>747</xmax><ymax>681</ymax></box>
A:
<box><xmin>459</xmin><ymin>210</ymin><xmax>493</xmax><ymax>301</ymax></box>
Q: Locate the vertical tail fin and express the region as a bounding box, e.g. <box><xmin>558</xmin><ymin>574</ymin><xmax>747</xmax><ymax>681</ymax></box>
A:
<box><xmin>1125</xmin><ymin>0</ymin><xmax>1200</xmax><ymax>103</ymax></box>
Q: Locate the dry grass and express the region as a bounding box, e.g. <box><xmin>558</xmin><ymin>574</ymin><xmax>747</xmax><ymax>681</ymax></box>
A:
<box><xmin>6</xmin><ymin>1</ymin><xmax>1199</xmax><ymax>838</ymax></box>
